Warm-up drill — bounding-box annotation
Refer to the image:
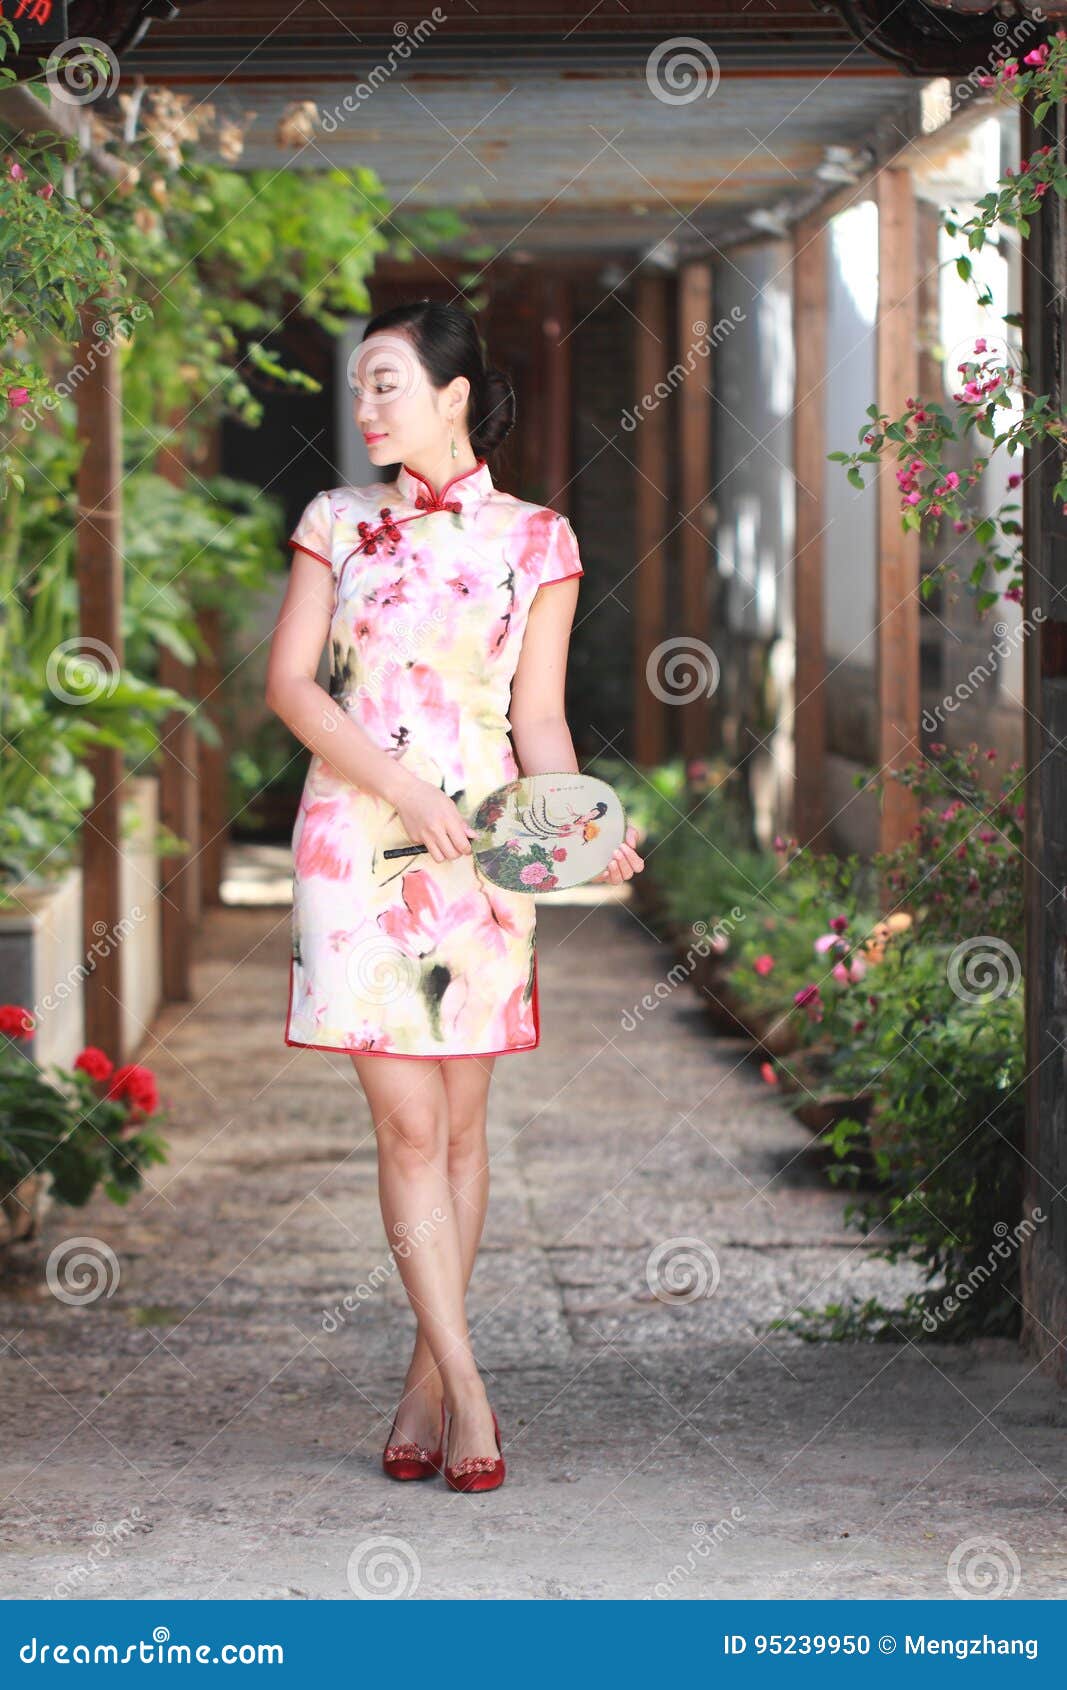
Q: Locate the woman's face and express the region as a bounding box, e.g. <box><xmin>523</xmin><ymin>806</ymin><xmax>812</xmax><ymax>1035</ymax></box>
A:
<box><xmin>350</xmin><ymin>330</ymin><xmax>468</xmax><ymax>465</ymax></box>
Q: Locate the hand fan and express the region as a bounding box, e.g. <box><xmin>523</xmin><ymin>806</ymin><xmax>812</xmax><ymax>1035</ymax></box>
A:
<box><xmin>382</xmin><ymin>771</ymin><xmax>627</xmax><ymax>892</ymax></box>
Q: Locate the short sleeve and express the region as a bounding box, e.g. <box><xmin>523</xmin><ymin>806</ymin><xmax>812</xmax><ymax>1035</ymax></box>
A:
<box><xmin>538</xmin><ymin>513</ymin><xmax>585</xmax><ymax>588</ymax></box>
<box><xmin>288</xmin><ymin>490</ymin><xmax>333</xmax><ymax>571</ymax></box>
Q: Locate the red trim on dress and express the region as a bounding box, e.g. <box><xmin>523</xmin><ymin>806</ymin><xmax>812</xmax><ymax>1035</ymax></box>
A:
<box><xmin>537</xmin><ymin>567</ymin><xmax>585</xmax><ymax>586</ymax></box>
<box><xmin>284</xmin><ymin>946</ymin><xmax>541</xmax><ymax>1059</ymax></box>
<box><xmin>400</xmin><ymin>457</ymin><xmax>489</xmax><ymax>512</ymax></box>
<box><xmin>288</xmin><ymin>538</ymin><xmax>334</xmax><ymax>569</ymax></box>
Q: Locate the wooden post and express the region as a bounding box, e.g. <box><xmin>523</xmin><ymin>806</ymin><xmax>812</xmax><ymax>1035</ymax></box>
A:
<box><xmin>189</xmin><ymin>425</ymin><xmax>227</xmax><ymax>908</ymax></box>
<box><xmin>155</xmin><ymin>423</ymin><xmax>200</xmax><ymax>1000</ymax></box>
<box><xmin>74</xmin><ymin>303</ymin><xmax>125</xmax><ymax>1056</ymax></box>
<box><xmin>792</xmin><ymin>214</ymin><xmax>829</xmax><ymax>847</ymax></box>
<box><xmin>634</xmin><ymin>274</ymin><xmax>670</xmax><ymax>767</ymax></box>
<box><xmin>1019</xmin><ymin>98</ymin><xmax>1067</xmax><ymax>1382</ymax></box>
<box><xmin>875</xmin><ymin>166</ymin><xmax>921</xmax><ymax>852</ymax></box>
<box><xmin>677</xmin><ymin>260</ymin><xmax>715</xmax><ymax>758</ymax></box>
<box><xmin>543</xmin><ymin>276</ymin><xmax>572</xmax><ymax>515</ymax></box>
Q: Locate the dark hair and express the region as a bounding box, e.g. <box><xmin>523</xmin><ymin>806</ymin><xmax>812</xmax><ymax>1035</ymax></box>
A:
<box><xmin>361</xmin><ymin>299</ymin><xmax>516</xmax><ymax>456</ymax></box>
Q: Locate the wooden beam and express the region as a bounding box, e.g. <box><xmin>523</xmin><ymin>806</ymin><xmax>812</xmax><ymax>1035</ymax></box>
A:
<box><xmin>792</xmin><ymin>213</ymin><xmax>829</xmax><ymax>847</ymax></box>
<box><xmin>74</xmin><ymin>302</ymin><xmax>124</xmax><ymax>1056</ymax></box>
<box><xmin>677</xmin><ymin>260</ymin><xmax>715</xmax><ymax>758</ymax></box>
<box><xmin>875</xmin><ymin>165</ymin><xmax>921</xmax><ymax>853</ymax></box>
<box><xmin>633</xmin><ymin>274</ymin><xmax>671</xmax><ymax>767</ymax></box>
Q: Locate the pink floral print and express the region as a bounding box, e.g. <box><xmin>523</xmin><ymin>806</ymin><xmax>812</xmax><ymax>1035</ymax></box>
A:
<box><xmin>285</xmin><ymin>456</ymin><xmax>584</xmax><ymax>1057</ymax></box>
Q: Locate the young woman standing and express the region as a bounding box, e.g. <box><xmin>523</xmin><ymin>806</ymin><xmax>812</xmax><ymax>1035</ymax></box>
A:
<box><xmin>265</xmin><ymin>300</ymin><xmax>643</xmax><ymax>1493</ymax></box>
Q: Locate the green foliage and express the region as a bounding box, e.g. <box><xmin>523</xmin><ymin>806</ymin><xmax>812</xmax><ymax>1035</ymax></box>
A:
<box><xmin>0</xmin><ymin>1049</ymin><xmax>167</xmax><ymax>1210</ymax></box>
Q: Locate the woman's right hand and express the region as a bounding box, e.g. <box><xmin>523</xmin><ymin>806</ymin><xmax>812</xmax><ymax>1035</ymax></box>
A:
<box><xmin>393</xmin><ymin>775</ymin><xmax>477</xmax><ymax>862</ymax></box>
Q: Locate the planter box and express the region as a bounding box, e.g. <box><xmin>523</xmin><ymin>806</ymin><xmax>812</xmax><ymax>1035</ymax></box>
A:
<box><xmin>0</xmin><ymin>866</ymin><xmax>85</xmax><ymax>1070</ymax></box>
<box><xmin>0</xmin><ymin>777</ymin><xmax>163</xmax><ymax>1070</ymax></box>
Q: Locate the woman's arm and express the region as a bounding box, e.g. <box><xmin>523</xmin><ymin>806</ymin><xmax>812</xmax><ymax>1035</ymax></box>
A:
<box><xmin>509</xmin><ymin>578</ymin><xmax>644</xmax><ymax>885</ymax></box>
<box><xmin>265</xmin><ymin>552</ymin><xmax>413</xmax><ymax>805</ymax></box>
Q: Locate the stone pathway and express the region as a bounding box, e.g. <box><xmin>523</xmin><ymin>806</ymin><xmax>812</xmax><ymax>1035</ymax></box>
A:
<box><xmin>1</xmin><ymin>883</ymin><xmax>1064</xmax><ymax>1599</ymax></box>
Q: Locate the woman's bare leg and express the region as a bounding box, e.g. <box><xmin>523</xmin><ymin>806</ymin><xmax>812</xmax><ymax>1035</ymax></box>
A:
<box><xmin>402</xmin><ymin>1056</ymin><xmax>496</xmax><ymax>1445</ymax></box>
<box><xmin>351</xmin><ymin>1052</ymin><xmax>496</xmax><ymax>1464</ymax></box>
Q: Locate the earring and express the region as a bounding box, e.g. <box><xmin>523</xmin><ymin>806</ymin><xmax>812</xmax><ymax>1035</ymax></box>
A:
<box><xmin>450</xmin><ymin>420</ymin><xmax>458</xmax><ymax>459</ymax></box>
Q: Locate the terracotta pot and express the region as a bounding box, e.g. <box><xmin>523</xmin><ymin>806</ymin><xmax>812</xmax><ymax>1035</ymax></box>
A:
<box><xmin>0</xmin><ymin>1173</ymin><xmax>51</xmax><ymax>1248</ymax></box>
<box><xmin>793</xmin><ymin>1093</ymin><xmax>874</xmax><ymax>1134</ymax></box>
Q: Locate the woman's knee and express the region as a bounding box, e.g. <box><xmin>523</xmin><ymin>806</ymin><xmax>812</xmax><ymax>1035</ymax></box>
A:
<box><xmin>447</xmin><ymin>1108</ymin><xmax>487</xmax><ymax>1166</ymax></box>
<box><xmin>376</xmin><ymin>1103</ymin><xmax>448</xmax><ymax>1168</ymax></box>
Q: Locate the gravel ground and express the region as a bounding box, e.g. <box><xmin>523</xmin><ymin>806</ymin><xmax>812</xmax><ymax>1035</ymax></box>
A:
<box><xmin>1</xmin><ymin>885</ymin><xmax>1064</xmax><ymax>1600</ymax></box>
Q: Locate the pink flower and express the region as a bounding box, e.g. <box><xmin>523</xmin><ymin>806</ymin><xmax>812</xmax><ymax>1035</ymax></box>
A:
<box><xmin>7</xmin><ymin>387</ymin><xmax>30</xmax><ymax>409</ymax></box>
<box><xmin>519</xmin><ymin>861</ymin><xmax>549</xmax><ymax>886</ymax></box>
<box><xmin>8</xmin><ymin>161</ymin><xmax>24</xmax><ymax>181</ymax></box>
<box><xmin>37</xmin><ymin>182</ymin><xmax>55</xmax><ymax>201</ymax></box>
<box><xmin>551</xmin><ymin>846</ymin><xmax>568</xmax><ymax>860</ymax></box>
<box><xmin>814</xmin><ymin>932</ymin><xmax>845</xmax><ymax>954</ymax></box>
<box><xmin>831</xmin><ymin>961</ymin><xmax>850</xmax><ymax>984</ymax></box>
<box><xmin>753</xmin><ymin>954</ymin><xmax>775</xmax><ymax>976</ymax></box>
<box><xmin>1023</xmin><ymin>44</ymin><xmax>1049</xmax><ymax>67</ymax></box>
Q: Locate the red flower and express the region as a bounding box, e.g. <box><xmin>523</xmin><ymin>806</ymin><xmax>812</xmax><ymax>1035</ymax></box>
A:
<box><xmin>759</xmin><ymin>1062</ymin><xmax>778</xmax><ymax>1086</ymax></box>
<box><xmin>753</xmin><ymin>954</ymin><xmax>775</xmax><ymax>976</ymax></box>
<box><xmin>106</xmin><ymin>1063</ymin><xmax>159</xmax><ymax>1118</ymax></box>
<box><xmin>0</xmin><ymin>1003</ymin><xmax>35</xmax><ymax>1040</ymax></box>
<box><xmin>74</xmin><ymin>1046</ymin><xmax>114</xmax><ymax>1083</ymax></box>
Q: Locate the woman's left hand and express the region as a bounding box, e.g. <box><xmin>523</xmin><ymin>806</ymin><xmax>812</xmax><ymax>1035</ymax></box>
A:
<box><xmin>590</xmin><ymin>823</ymin><xmax>645</xmax><ymax>885</ymax></box>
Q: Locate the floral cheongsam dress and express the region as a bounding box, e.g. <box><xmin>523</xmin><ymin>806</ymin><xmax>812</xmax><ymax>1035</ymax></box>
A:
<box><xmin>284</xmin><ymin>457</ymin><xmax>584</xmax><ymax>1058</ymax></box>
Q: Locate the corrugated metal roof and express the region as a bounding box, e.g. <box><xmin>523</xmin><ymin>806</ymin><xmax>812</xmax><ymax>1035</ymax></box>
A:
<box><xmin>174</xmin><ymin>69</ymin><xmax>920</xmax><ymax>255</ymax></box>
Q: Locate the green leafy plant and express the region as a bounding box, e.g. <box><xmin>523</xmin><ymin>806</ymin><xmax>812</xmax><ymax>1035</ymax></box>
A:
<box><xmin>0</xmin><ymin>1004</ymin><xmax>168</xmax><ymax>1211</ymax></box>
<box><xmin>829</xmin><ymin>31</ymin><xmax>1067</xmax><ymax>610</ymax></box>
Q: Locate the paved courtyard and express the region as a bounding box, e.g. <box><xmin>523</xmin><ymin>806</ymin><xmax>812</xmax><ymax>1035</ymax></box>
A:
<box><xmin>1</xmin><ymin>882</ymin><xmax>1064</xmax><ymax>1599</ymax></box>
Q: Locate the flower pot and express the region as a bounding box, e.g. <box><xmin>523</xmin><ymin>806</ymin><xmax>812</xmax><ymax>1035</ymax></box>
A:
<box><xmin>793</xmin><ymin>1093</ymin><xmax>873</xmax><ymax>1134</ymax></box>
<box><xmin>0</xmin><ymin>1171</ymin><xmax>53</xmax><ymax>1248</ymax></box>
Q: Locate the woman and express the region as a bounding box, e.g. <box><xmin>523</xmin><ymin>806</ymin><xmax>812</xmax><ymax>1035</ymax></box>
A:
<box><xmin>265</xmin><ymin>300</ymin><xmax>644</xmax><ymax>1494</ymax></box>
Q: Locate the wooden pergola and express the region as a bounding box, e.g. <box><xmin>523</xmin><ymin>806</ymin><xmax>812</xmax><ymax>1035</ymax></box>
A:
<box><xmin>6</xmin><ymin>0</ymin><xmax>1065</xmax><ymax>1374</ymax></box>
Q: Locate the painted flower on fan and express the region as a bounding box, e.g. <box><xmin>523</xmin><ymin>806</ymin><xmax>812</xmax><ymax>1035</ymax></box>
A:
<box><xmin>520</xmin><ymin>862</ymin><xmax>550</xmax><ymax>886</ymax></box>
<box><xmin>552</xmin><ymin>846</ymin><xmax>568</xmax><ymax>860</ymax></box>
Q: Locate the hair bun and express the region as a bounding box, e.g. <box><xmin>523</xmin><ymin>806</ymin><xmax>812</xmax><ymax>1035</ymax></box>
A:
<box><xmin>474</xmin><ymin>365</ymin><xmax>516</xmax><ymax>455</ymax></box>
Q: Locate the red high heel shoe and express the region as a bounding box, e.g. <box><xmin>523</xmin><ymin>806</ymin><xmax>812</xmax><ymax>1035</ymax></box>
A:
<box><xmin>443</xmin><ymin>1407</ymin><xmax>506</xmax><ymax>1493</ymax></box>
<box><xmin>382</xmin><ymin>1400</ymin><xmax>445</xmax><ymax>1481</ymax></box>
